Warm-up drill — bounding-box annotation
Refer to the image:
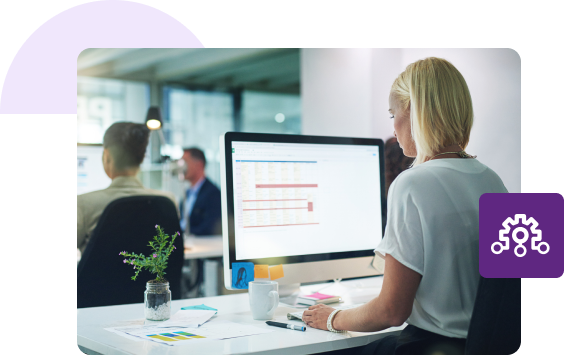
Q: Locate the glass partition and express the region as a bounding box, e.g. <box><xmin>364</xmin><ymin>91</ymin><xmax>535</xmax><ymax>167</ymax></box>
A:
<box><xmin>77</xmin><ymin>76</ymin><xmax>150</xmax><ymax>144</ymax></box>
<box><xmin>241</xmin><ymin>91</ymin><xmax>301</xmax><ymax>135</ymax></box>
<box><xmin>164</xmin><ymin>87</ymin><xmax>234</xmax><ymax>186</ymax></box>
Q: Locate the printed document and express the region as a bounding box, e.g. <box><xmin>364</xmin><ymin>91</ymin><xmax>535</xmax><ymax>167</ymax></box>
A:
<box><xmin>106</xmin><ymin>320</ymin><xmax>273</xmax><ymax>346</ymax></box>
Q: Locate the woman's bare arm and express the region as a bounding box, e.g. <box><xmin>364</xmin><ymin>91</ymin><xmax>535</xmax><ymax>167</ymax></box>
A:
<box><xmin>303</xmin><ymin>254</ymin><xmax>421</xmax><ymax>332</ymax></box>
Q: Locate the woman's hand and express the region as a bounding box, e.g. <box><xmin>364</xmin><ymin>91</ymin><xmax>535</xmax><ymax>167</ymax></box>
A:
<box><xmin>302</xmin><ymin>304</ymin><xmax>336</xmax><ymax>331</ymax></box>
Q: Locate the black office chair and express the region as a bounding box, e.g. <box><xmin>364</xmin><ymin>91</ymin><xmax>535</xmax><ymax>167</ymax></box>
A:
<box><xmin>77</xmin><ymin>195</ymin><xmax>184</xmax><ymax>308</ymax></box>
<box><xmin>465</xmin><ymin>277</ymin><xmax>521</xmax><ymax>355</ymax></box>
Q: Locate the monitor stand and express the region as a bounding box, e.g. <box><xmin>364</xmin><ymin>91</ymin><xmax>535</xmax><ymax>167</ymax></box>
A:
<box><xmin>278</xmin><ymin>283</ymin><xmax>301</xmax><ymax>307</ymax></box>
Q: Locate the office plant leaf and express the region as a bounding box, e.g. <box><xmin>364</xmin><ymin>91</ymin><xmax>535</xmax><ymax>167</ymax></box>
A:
<box><xmin>119</xmin><ymin>225</ymin><xmax>178</xmax><ymax>283</ymax></box>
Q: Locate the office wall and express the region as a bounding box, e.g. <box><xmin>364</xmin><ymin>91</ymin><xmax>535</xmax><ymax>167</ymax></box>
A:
<box><xmin>301</xmin><ymin>49</ymin><xmax>373</xmax><ymax>138</ymax></box>
<box><xmin>301</xmin><ymin>48</ymin><xmax>521</xmax><ymax>192</ymax></box>
<box><xmin>370</xmin><ymin>49</ymin><xmax>402</xmax><ymax>140</ymax></box>
<box><xmin>302</xmin><ymin>48</ymin><xmax>400</xmax><ymax>140</ymax></box>
<box><xmin>400</xmin><ymin>49</ymin><xmax>521</xmax><ymax>193</ymax></box>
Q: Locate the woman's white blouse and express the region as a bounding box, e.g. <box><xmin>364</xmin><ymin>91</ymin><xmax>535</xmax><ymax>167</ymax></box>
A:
<box><xmin>375</xmin><ymin>159</ymin><xmax>507</xmax><ymax>338</ymax></box>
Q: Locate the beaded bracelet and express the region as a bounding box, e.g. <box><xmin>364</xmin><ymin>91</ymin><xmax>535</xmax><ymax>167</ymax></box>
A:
<box><xmin>327</xmin><ymin>309</ymin><xmax>346</xmax><ymax>333</ymax></box>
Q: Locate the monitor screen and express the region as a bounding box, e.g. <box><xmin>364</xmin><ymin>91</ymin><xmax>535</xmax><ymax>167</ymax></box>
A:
<box><xmin>77</xmin><ymin>144</ymin><xmax>111</xmax><ymax>195</ymax></box>
<box><xmin>221</xmin><ymin>133</ymin><xmax>385</xmax><ymax>278</ymax></box>
<box><xmin>232</xmin><ymin>142</ymin><xmax>383</xmax><ymax>261</ymax></box>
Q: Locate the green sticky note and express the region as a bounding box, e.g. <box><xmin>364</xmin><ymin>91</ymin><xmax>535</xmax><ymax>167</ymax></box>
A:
<box><xmin>181</xmin><ymin>304</ymin><xmax>218</xmax><ymax>312</ymax></box>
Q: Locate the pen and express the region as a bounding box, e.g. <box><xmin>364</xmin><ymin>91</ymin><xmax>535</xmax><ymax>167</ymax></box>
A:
<box><xmin>266</xmin><ymin>321</ymin><xmax>306</xmax><ymax>332</ymax></box>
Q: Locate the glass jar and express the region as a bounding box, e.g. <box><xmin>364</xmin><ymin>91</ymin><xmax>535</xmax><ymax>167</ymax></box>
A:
<box><xmin>144</xmin><ymin>281</ymin><xmax>171</xmax><ymax>321</ymax></box>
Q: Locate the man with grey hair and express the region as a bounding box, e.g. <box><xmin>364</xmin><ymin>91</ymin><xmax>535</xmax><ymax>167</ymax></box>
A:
<box><xmin>180</xmin><ymin>147</ymin><xmax>222</xmax><ymax>235</ymax></box>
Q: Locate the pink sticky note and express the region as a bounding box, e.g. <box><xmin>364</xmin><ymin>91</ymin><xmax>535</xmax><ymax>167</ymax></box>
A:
<box><xmin>305</xmin><ymin>292</ymin><xmax>334</xmax><ymax>300</ymax></box>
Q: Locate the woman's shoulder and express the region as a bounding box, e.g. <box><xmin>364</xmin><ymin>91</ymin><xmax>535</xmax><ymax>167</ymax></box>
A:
<box><xmin>387</xmin><ymin>167</ymin><xmax>421</xmax><ymax>199</ymax></box>
<box><xmin>390</xmin><ymin>158</ymin><xmax>506</xmax><ymax>195</ymax></box>
<box><xmin>390</xmin><ymin>162</ymin><xmax>433</xmax><ymax>187</ymax></box>
<box><xmin>397</xmin><ymin>158</ymin><xmax>495</xmax><ymax>179</ymax></box>
<box><xmin>422</xmin><ymin>158</ymin><xmax>505</xmax><ymax>186</ymax></box>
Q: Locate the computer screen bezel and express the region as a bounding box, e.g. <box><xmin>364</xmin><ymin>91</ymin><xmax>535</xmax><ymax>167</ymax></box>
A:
<box><xmin>222</xmin><ymin>132</ymin><xmax>386</xmax><ymax>269</ymax></box>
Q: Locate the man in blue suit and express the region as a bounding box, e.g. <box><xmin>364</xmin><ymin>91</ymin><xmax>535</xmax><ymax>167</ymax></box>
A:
<box><xmin>180</xmin><ymin>147</ymin><xmax>222</xmax><ymax>236</ymax></box>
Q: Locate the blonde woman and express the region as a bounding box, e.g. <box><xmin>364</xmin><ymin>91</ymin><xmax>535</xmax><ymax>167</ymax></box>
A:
<box><xmin>303</xmin><ymin>58</ymin><xmax>508</xmax><ymax>355</ymax></box>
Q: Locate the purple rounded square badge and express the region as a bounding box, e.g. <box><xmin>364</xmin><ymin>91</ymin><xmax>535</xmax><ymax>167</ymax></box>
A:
<box><xmin>479</xmin><ymin>193</ymin><xmax>564</xmax><ymax>278</ymax></box>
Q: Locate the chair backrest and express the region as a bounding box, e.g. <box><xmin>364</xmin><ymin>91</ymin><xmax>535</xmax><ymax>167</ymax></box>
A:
<box><xmin>465</xmin><ymin>277</ymin><xmax>521</xmax><ymax>355</ymax></box>
<box><xmin>77</xmin><ymin>195</ymin><xmax>184</xmax><ymax>308</ymax></box>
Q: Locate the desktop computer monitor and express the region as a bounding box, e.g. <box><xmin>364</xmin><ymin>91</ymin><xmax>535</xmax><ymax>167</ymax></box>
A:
<box><xmin>220</xmin><ymin>132</ymin><xmax>385</xmax><ymax>290</ymax></box>
<box><xmin>77</xmin><ymin>144</ymin><xmax>111</xmax><ymax>195</ymax></box>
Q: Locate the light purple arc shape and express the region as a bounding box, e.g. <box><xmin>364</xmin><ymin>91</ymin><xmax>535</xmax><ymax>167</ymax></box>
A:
<box><xmin>0</xmin><ymin>0</ymin><xmax>203</xmax><ymax>114</ymax></box>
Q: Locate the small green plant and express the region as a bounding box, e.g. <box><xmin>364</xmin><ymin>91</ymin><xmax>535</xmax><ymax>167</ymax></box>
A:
<box><xmin>119</xmin><ymin>225</ymin><xmax>178</xmax><ymax>282</ymax></box>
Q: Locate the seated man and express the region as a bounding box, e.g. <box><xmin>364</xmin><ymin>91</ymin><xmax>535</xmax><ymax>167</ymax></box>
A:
<box><xmin>180</xmin><ymin>147</ymin><xmax>222</xmax><ymax>236</ymax></box>
<box><xmin>77</xmin><ymin>122</ymin><xmax>178</xmax><ymax>253</ymax></box>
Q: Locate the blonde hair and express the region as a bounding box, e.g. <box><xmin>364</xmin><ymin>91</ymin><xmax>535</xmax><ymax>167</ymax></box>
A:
<box><xmin>390</xmin><ymin>57</ymin><xmax>473</xmax><ymax>166</ymax></box>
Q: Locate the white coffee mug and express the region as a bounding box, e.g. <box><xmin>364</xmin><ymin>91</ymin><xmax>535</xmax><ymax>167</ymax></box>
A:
<box><xmin>248</xmin><ymin>281</ymin><xmax>279</xmax><ymax>320</ymax></box>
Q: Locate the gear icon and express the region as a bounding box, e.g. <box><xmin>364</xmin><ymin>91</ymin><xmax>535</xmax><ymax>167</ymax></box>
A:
<box><xmin>491</xmin><ymin>214</ymin><xmax>549</xmax><ymax>257</ymax></box>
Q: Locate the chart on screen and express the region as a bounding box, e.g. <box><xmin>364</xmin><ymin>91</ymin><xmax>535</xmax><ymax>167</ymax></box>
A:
<box><xmin>236</xmin><ymin>160</ymin><xmax>320</xmax><ymax>228</ymax></box>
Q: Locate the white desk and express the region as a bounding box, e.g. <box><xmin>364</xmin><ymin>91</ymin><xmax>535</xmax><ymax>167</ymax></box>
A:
<box><xmin>77</xmin><ymin>277</ymin><xmax>404</xmax><ymax>355</ymax></box>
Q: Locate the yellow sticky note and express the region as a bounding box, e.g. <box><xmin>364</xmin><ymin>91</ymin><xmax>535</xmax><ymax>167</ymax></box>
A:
<box><xmin>255</xmin><ymin>265</ymin><xmax>269</xmax><ymax>278</ymax></box>
<box><xmin>269</xmin><ymin>264</ymin><xmax>284</xmax><ymax>280</ymax></box>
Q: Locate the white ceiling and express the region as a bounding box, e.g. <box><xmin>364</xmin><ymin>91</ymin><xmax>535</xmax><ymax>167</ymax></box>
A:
<box><xmin>77</xmin><ymin>48</ymin><xmax>300</xmax><ymax>94</ymax></box>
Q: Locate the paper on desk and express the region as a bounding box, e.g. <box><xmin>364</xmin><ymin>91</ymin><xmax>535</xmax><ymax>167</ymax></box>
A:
<box><xmin>107</xmin><ymin>324</ymin><xmax>211</xmax><ymax>346</ymax></box>
<box><xmin>155</xmin><ymin>309</ymin><xmax>216</xmax><ymax>328</ymax></box>
<box><xmin>166</xmin><ymin>320</ymin><xmax>274</xmax><ymax>345</ymax></box>
<box><xmin>104</xmin><ymin>319</ymin><xmax>147</xmax><ymax>341</ymax></box>
<box><xmin>112</xmin><ymin>320</ymin><xmax>273</xmax><ymax>346</ymax></box>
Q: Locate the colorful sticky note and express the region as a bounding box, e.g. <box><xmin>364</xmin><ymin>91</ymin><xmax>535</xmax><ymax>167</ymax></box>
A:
<box><xmin>269</xmin><ymin>264</ymin><xmax>284</xmax><ymax>280</ymax></box>
<box><xmin>305</xmin><ymin>292</ymin><xmax>334</xmax><ymax>300</ymax></box>
<box><xmin>254</xmin><ymin>265</ymin><xmax>269</xmax><ymax>278</ymax></box>
<box><xmin>232</xmin><ymin>262</ymin><xmax>254</xmax><ymax>289</ymax></box>
<box><xmin>181</xmin><ymin>304</ymin><xmax>218</xmax><ymax>312</ymax></box>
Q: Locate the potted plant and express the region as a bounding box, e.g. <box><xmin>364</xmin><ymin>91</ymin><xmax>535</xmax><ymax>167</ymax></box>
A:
<box><xmin>120</xmin><ymin>225</ymin><xmax>178</xmax><ymax>321</ymax></box>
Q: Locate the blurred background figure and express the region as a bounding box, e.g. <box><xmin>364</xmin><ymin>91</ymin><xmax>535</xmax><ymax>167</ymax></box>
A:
<box><xmin>180</xmin><ymin>147</ymin><xmax>222</xmax><ymax>236</ymax></box>
<box><xmin>77</xmin><ymin>122</ymin><xmax>178</xmax><ymax>253</ymax></box>
<box><xmin>384</xmin><ymin>137</ymin><xmax>414</xmax><ymax>197</ymax></box>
